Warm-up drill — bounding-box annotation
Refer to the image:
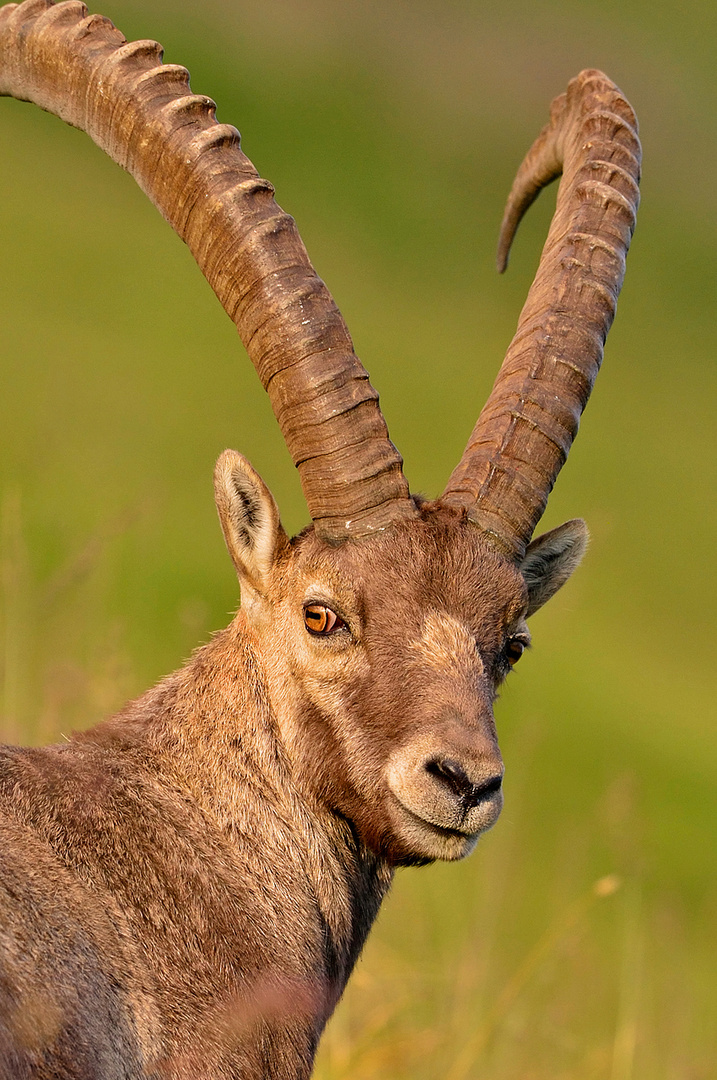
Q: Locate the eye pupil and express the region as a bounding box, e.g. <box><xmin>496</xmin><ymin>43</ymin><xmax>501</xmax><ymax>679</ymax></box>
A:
<box><xmin>304</xmin><ymin>604</ymin><xmax>340</xmax><ymax>635</ymax></box>
<box><xmin>506</xmin><ymin>639</ymin><xmax>526</xmax><ymax>666</ymax></box>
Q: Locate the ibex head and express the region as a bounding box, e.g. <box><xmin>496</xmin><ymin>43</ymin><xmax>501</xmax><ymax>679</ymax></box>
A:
<box><xmin>0</xmin><ymin>3</ymin><xmax>640</xmax><ymax>867</ymax></box>
<box><xmin>214</xmin><ymin>444</ymin><xmax>588</xmax><ymax>864</ymax></box>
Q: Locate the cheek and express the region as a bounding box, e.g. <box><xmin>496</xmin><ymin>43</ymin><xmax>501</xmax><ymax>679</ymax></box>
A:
<box><xmin>277</xmin><ymin>617</ymin><xmax>371</xmax><ymax>715</ymax></box>
<box><xmin>298</xmin><ymin>652</ymin><xmax>371</xmax><ymax>719</ymax></box>
<box><xmin>291</xmin><ymin>647</ymin><xmax>391</xmax><ymax>791</ymax></box>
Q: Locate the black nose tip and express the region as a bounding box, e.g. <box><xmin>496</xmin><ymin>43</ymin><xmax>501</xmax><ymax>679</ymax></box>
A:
<box><xmin>426</xmin><ymin>757</ymin><xmax>503</xmax><ymax>810</ymax></box>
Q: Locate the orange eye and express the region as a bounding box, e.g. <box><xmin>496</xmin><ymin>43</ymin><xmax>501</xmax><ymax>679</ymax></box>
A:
<box><xmin>304</xmin><ymin>604</ymin><xmax>344</xmax><ymax>635</ymax></box>
<box><xmin>506</xmin><ymin>638</ymin><xmax>526</xmax><ymax>666</ymax></box>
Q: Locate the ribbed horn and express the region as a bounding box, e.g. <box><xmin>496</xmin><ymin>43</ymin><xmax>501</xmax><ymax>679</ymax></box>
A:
<box><xmin>442</xmin><ymin>69</ymin><xmax>641</xmax><ymax>560</ymax></box>
<box><xmin>0</xmin><ymin>0</ymin><xmax>418</xmax><ymax>540</ymax></box>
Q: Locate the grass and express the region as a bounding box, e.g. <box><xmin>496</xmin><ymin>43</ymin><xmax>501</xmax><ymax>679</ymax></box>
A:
<box><xmin>1</xmin><ymin>0</ymin><xmax>715</xmax><ymax>1076</ymax></box>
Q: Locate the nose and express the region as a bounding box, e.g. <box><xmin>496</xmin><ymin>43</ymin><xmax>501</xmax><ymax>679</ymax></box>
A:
<box><xmin>425</xmin><ymin>756</ymin><xmax>503</xmax><ymax>811</ymax></box>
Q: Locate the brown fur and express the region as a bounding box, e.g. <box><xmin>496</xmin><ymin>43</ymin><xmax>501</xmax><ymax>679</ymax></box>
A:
<box><xmin>0</xmin><ymin>492</ymin><xmax>551</xmax><ymax>1078</ymax></box>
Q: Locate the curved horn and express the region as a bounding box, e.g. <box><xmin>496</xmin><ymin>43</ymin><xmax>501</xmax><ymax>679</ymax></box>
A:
<box><xmin>0</xmin><ymin>0</ymin><xmax>418</xmax><ymax>540</ymax></box>
<box><xmin>442</xmin><ymin>69</ymin><xmax>641</xmax><ymax>560</ymax></box>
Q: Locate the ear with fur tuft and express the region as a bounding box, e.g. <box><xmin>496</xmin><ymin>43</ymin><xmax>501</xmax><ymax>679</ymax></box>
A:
<box><xmin>214</xmin><ymin>450</ymin><xmax>289</xmax><ymax>598</ymax></box>
<box><xmin>520</xmin><ymin>519</ymin><xmax>589</xmax><ymax>617</ymax></box>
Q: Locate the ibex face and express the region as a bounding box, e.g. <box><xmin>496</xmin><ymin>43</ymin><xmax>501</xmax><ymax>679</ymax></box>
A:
<box><xmin>215</xmin><ymin>452</ymin><xmax>585</xmax><ymax>866</ymax></box>
<box><xmin>274</xmin><ymin>519</ymin><xmax>515</xmax><ymax>865</ymax></box>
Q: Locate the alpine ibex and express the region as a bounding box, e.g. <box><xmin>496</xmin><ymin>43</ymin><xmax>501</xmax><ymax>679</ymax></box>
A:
<box><xmin>0</xmin><ymin>2</ymin><xmax>641</xmax><ymax>1077</ymax></box>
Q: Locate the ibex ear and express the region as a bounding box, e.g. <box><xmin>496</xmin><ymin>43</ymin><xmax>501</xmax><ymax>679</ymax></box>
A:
<box><xmin>214</xmin><ymin>450</ymin><xmax>290</xmax><ymax>600</ymax></box>
<box><xmin>520</xmin><ymin>519</ymin><xmax>589</xmax><ymax>617</ymax></box>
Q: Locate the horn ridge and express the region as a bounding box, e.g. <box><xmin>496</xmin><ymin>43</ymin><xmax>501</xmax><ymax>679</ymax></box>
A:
<box><xmin>442</xmin><ymin>68</ymin><xmax>641</xmax><ymax>560</ymax></box>
<box><xmin>0</xmin><ymin>0</ymin><xmax>416</xmax><ymax>540</ymax></box>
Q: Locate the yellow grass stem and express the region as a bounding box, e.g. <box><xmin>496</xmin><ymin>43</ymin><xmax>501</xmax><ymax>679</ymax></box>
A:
<box><xmin>446</xmin><ymin>874</ymin><xmax>622</xmax><ymax>1080</ymax></box>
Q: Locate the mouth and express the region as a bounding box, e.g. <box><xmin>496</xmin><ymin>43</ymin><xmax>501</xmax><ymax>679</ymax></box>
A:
<box><xmin>384</xmin><ymin>740</ymin><xmax>505</xmax><ymax>861</ymax></box>
<box><xmin>398</xmin><ymin>799</ymin><xmax>473</xmax><ymax>840</ymax></box>
<box><xmin>396</xmin><ymin>787</ymin><xmax>502</xmax><ymax>836</ymax></box>
<box><xmin>387</xmin><ymin>791</ymin><xmax>498</xmax><ymax>862</ymax></box>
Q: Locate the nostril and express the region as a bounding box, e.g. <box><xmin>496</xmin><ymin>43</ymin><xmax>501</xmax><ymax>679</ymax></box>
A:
<box><xmin>426</xmin><ymin>757</ymin><xmax>471</xmax><ymax>798</ymax></box>
<box><xmin>426</xmin><ymin>757</ymin><xmax>502</xmax><ymax>809</ymax></box>
<box><xmin>474</xmin><ymin>773</ymin><xmax>503</xmax><ymax>802</ymax></box>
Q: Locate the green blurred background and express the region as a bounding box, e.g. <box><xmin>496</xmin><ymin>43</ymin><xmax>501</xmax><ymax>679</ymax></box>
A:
<box><xmin>1</xmin><ymin>0</ymin><xmax>715</xmax><ymax>1076</ymax></box>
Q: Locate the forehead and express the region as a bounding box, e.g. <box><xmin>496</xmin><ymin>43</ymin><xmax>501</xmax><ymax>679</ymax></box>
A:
<box><xmin>288</xmin><ymin>511</ymin><xmax>527</xmax><ymax>628</ymax></box>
